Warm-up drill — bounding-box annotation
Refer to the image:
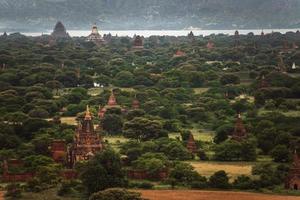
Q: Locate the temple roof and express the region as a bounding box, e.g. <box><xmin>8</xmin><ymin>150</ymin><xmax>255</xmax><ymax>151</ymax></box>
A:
<box><xmin>108</xmin><ymin>91</ymin><xmax>117</xmax><ymax>106</ymax></box>
<box><xmin>51</xmin><ymin>21</ymin><xmax>70</xmax><ymax>38</ymax></box>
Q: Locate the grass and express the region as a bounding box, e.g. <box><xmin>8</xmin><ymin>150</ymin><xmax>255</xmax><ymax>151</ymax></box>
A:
<box><xmin>193</xmin><ymin>88</ymin><xmax>210</xmax><ymax>95</ymax></box>
<box><xmin>169</xmin><ymin>129</ymin><xmax>214</xmax><ymax>143</ymax></box>
<box><xmin>103</xmin><ymin>135</ymin><xmax>129</xmax><ymax>152</ymax></box>
<box><xmin>188</xmin><ymin>161</ymin><xmax>254</xmax><ymax>181</ymax></box>
<box><xmin>258</xmin><ymin>109</ymin><xmax>300</xmax><ymax>117</ymax></box>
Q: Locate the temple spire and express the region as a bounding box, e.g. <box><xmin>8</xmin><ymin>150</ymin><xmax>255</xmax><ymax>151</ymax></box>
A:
<box><xmin>85</xmin><ymin>105</ymin><xmax>92</xmax><ymax>121</ymax></box>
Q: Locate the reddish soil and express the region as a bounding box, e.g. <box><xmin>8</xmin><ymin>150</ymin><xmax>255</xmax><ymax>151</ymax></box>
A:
<box><xmin>137</xmin><ymin>190</ymin><xmax>300</xmax><ymax>200</ymax></box>
<box><xmin>0</xmin><ymin>191</ymin><xmax>4</xmax><ymax>200</ymax></box>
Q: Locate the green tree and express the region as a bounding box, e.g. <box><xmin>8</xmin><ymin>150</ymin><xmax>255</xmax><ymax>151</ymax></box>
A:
<box><xmin>209</xmin><ymin>170</ymin><xmax>230</xmax><ymax>189</ymax></box>
<box><xmin>123</xmin><ymin>117</ymin><xmax>167</xmax><ymax>141</ymax></box>
<box><xmin>102</xmin><ymin>114</ymin><xmax>123</xmax><ymax>135</ymax></box>
<box><xmin>80</xmin><ymin>149</ymin><xmax>127</xmax><ymax>195</ymax></box>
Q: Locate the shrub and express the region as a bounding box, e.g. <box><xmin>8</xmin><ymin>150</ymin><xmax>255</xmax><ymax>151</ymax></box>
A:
<box><xmin>89</xmin><ymin>188</ymin><xmax>143</xmax><ymax>200</ymax></box>
<box><xmin>129</xmin><ymin>181</ymin><xmax>154</xmax><ymax>189</ymax></box>
<box><xmin>5</xmin><ymin>183</ymin><xmax>22</xmax><ymax>198</ymax></box>
<box><xmin>209</xmin><ymin>170</ymin><xmax>230</xmax><ymax>189</ymax></box>
<box><xmin>232</xmin><ymin>175</ymin><xmax>255</xmax><ymax>190</ymax></box>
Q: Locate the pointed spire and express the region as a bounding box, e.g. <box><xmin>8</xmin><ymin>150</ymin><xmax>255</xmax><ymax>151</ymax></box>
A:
<box><xmin>85</xmin><ymin>105</ymin><xmax>92</xmax><ymax>120</ymax></box>
<box><xmin>232</xmin><ymin>113</ymin><xmax>247</xmax><ymax>141</ymax></box>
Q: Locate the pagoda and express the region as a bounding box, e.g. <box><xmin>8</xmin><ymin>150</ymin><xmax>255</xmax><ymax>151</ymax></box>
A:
<box><xmin>86</xmin><ymin>24</ymin><xmax>105</xmax><ymax>45</ymax></box>
<box><xmin>234</xmin><ymin>30</ymin><xmax>240</xmax><ymax>47</ymax></box>
<box><xmin>51</xmin><ymin>21</ymin><xmax>70</xmax><ymax>39</ymax></box>
<box><xmin>186</xmin><ymin>133</ymin><xmax>198</xmax><ymax>154</ymax></box>
<box><xmin>285</xmin><ymin>151</ymin><xmax>300</xmax><ymax>190</ymax></box>
<box><xmin>98</xmin><ymin>91</ymin><xmax>122</xmax><ymax>118</ymax></box>
<box><xmin>188</xmin><ymin>31</ymin><xmax>195</xmax><ymax>42</ymax></box>
<box><xmin>69</xmin><ymin>106</ymin><xmax>103</xmax><ymax>167</ymax></box>
<box><xmin>259</xmin><ymin>75</ymin><xmax>269</xmax><ymax>88</ymax></box>
<box><xmin>231</xmin><ymin>114</ymin><xmax>247</xmax><ymax>141</ymax></box>
<box><xmin>132</xmin><ymin>35</ymin><xmax>144</xmax><ymax>50</ymax></box>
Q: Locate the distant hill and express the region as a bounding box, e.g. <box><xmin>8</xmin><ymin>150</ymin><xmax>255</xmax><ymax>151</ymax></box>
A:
<box><xmin>0</xmin><ymin>0</ymin><xmax>300</xmax><ymax>31</ymax></box>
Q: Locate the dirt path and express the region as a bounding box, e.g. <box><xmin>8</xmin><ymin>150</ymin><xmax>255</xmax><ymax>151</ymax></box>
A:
<box><xmin>137</xmin><ymin>190</ymin><xmax>300</xmax><ymax>200</ymax></box>
<box><xmin>0</xmin><ymin>191</ymin><xmax>4</xmax><ymax>200</ymax></box>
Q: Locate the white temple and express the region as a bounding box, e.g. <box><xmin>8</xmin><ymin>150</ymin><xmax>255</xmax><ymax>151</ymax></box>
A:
<box><xmin>86</xmin><ymin>24</ymin><xmax>105</xmax><ymax>45</ymax></box>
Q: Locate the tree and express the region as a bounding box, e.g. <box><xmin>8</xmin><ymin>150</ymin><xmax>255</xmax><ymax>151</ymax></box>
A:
<box><xmin>209</xmin><ymin>170</ymin><xmax>230</xmax><ymax>189</ymax></box>
<box><xmin>102</xmin><ymin>114</ymin><xmax>123</xmax><ymax>135</ymax></box>
<box><xmin>114</xmin><ymin>71</ymin><xmax>135</xmax><ymax>87</ymax></box>
<box><xmin>271</xmin><ymin>145</ymin><xmax>291</xmax><ymax>163</ymax></box>
<box><xmin>123</xmin><ymin>117</ymin><xmax>167</xmax><ymax>141</ymax></box>
<box><xmin>220</xmin><ymin>74</ymin><xmax>240</xmax><ymax>85</ymax></box>
<box><xmin>80</xmin><ymin>149</ymin><xmax>127</xmax><ymax>195</ymax></box>
<box><xmin>213</xmin><ymin>124</ymin><xmax>234</xmax><ymax>144</ymax></box>
<box><xmin>169</xmin><ymin>162</ymin><xmax>205</xmax><ymax>186</ymax></box>
<box><xmin>89</xmin><ymin>188</ymin><xmax>142</xmax><ymax>200</ymax></box>
<box><xmin>232</xmin><ymin>175</ymin><xmax>255</xmax><ymax>190</ymax></box>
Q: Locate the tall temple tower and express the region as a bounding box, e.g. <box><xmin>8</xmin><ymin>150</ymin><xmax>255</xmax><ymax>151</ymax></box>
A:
<box><xmin>278</xmin><ymin>54</ymin><xmax>287</xmax><ymax>73</ymax></box>
<box><xmin>132</xmin><ymin>35</ymin><xmax>144</xmax><ymax>50</ymax></box>
<box><xmin>86</xmin><ymin>24</ymin><xmax>105</xmax><ymax>45</ymax></box>
<box><xmin>69</xmin><ymin>106</ymin><xmax>103</xmax><ymax>167</ymax></box>
<box><xmin>51</xmin><ymin>21</ymin><xmax>70</xmax><ymax>39</ymax></box>
<box><xmin>231</xmin><ymin>114</ymin><xmax>247</xmax><ymax>141</ymax></box>
<box><xmin>286</xmin><ymin>151</ymin><xmax>300</xmax><ymax>190</ymax></box>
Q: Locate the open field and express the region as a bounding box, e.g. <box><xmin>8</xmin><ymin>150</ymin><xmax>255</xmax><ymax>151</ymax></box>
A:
<box><xmin>188</xmin><ymin>161</ymin><xmax>253</xmax><ymax>181</ymax></box>
<box><xmin>193</xmin><ymin>88</ymin><xmax>210</xmax><ymax>95</ymax></box>
<box><xmin>169</xmin><ymin>129</ymin><xmax>214</xmax><ymax>142</ymax></box>
<box><xmin>137</xmin><ymin>190</ymin><xmax>300</xmax><ymax>200</ymax></box>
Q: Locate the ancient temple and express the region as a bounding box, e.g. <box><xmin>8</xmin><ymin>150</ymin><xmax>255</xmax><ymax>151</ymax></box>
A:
<box><xmin>86</xmin><ymin>24</ymin><xmax>105</xmax><ymax>45</ymax></box>
<box><xmin>69</xmin><ymin>106</ymin><xmax>103</xmax><ymax>167</ymax></box>
<box><xmin>293</xmin><ymin>42</ymin><xmax>299</xmax><ymax>49</ymax></box>
<box><xmin>173</xmin><ymin>50</ymin><xmax>186</xmax><ymax>57</ymax></box>
<box><xmin>259</xmin><ymin>75</ymin><xmax>269</xmax><ymax>88</ymax></box>
<box><xmin>51</xmin><ymin>140</ymin><xmax>67</xmax><ymax>164</ymax></box>
<box><xmin>186</xmin><ymin>133</ymin><xmax>198</xmax><ymax>154</ymax></box>
<box><xmin>51</xmin><ymin>21</ymin><xmax>70</xmax><ymax>39</ymax></box>
<box><xmin>98</xmin><ymin>91</ymin><xmax>122</xmax><ymax>118</ymax></box>
<box><xmin>207</xmin><ymin>40</ymin><xmax>214</xmax><ymax>49</ymax></box>
<box><xmin>285</xmin><ymin>151</ymin><xmax>300</xmax><ymax>190</ymax></box>
<box><xmin>132</xmin><ymin>35</ymin><xmax>144</xmax><ymax>50</ymax></box>
<box><xmin>234</xmin><ymin>30</ymin><xmax>240</xmax><ymax>47</ymax></box>
<box><xmin>188</xmin><ymin>31</ymin><xmax>195</xmax><ymax>42</ymax></box>
<box><xmin>278</xmin><ymin>55</ymin><xmax>287</xmax><ymax>73</ymax></box>
<box><xmin>231</xmin><ymin>114</ymin><xmax>247</xmax><ymax>141</ymax></box>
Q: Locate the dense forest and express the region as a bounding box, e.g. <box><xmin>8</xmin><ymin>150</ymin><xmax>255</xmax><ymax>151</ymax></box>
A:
<box><xmin>0</xmin><ymin>30</ymin><xmax>300</xmax><ymax>199</ymax></box>
<box><xmin>1</xmin><ymin>0</ymin><xmax>300</xmax><ymax>30</ymax></box>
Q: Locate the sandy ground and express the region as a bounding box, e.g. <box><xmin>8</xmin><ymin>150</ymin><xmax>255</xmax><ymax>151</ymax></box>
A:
<box><xmin>0</xmin><ymin>191</ymin><xmax>4</xmax><ymax>200</ymax></box>
<box><xmin>137</xmin><ymin>190</ymin><xmax>300</xmax><ymax>200</ymax></box>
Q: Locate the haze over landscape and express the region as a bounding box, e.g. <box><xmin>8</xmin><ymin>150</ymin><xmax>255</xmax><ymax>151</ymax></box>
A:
<box><xmin>1</xmin><ymin>0</ymin><xmax>300</xmax><ymax>31</ymax></box>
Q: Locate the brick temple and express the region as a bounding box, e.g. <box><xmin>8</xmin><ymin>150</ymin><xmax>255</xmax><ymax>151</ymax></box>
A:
<box><xmin>68</xmin><ymin>105</ymin><xmax>104</xmax><ymax>167</ymax></box>
<box><xmin>231</xmin><ymin>114</ymin><xmax>248</xmax><ymax>141</ymax></box>
<box><xmin>186</xmin><ymin>133</ymin><xmax>198</xmax><ymax>154</ymax></box>
<box><xmin>286</xmin><ymin>151</ymin><xmax>300</xmax><ymax>190</ymax></box>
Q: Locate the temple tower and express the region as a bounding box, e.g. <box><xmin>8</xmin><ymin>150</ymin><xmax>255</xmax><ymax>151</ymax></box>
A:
<box><xmin>231</xmin><ymin>114</ymin><xmax>247</xmax><ymax>141</ymax></box>
<box><xmin>86</xmin><ymin>24</ymin><xmax>105</xmax><ymax>45</ymax></box>
<box><xmin>278</xmin><ymin>55</ymin><xmax>287</xmax><ymax>73</ymax></box>
<box><xmin>51</xmin><ymin>21</ymin><xmax>70</xmax><ymax>39</ymax></box>
<box><xmin>132</xmin><ymin>35</ymin><xmax>144</xmax><ymax>50</ymax></box>
<box><xmin>286</xmin><ymin>151</ymin><xmax>300</xmax><ymax>190</ymax></box>
<box><xmin>186</xmin><ymin>133</ymin><xmax>198</xmax><ymax>154</ymax></box>
<box><xmin>207</xmin><ymin>40</ymin><xmax>214</xmax><ymax>49</ymax></box>
<box><xmin>69</xmin><ymin>105</ymin><xmax>103</xmax><ymax>167</ymax></box>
